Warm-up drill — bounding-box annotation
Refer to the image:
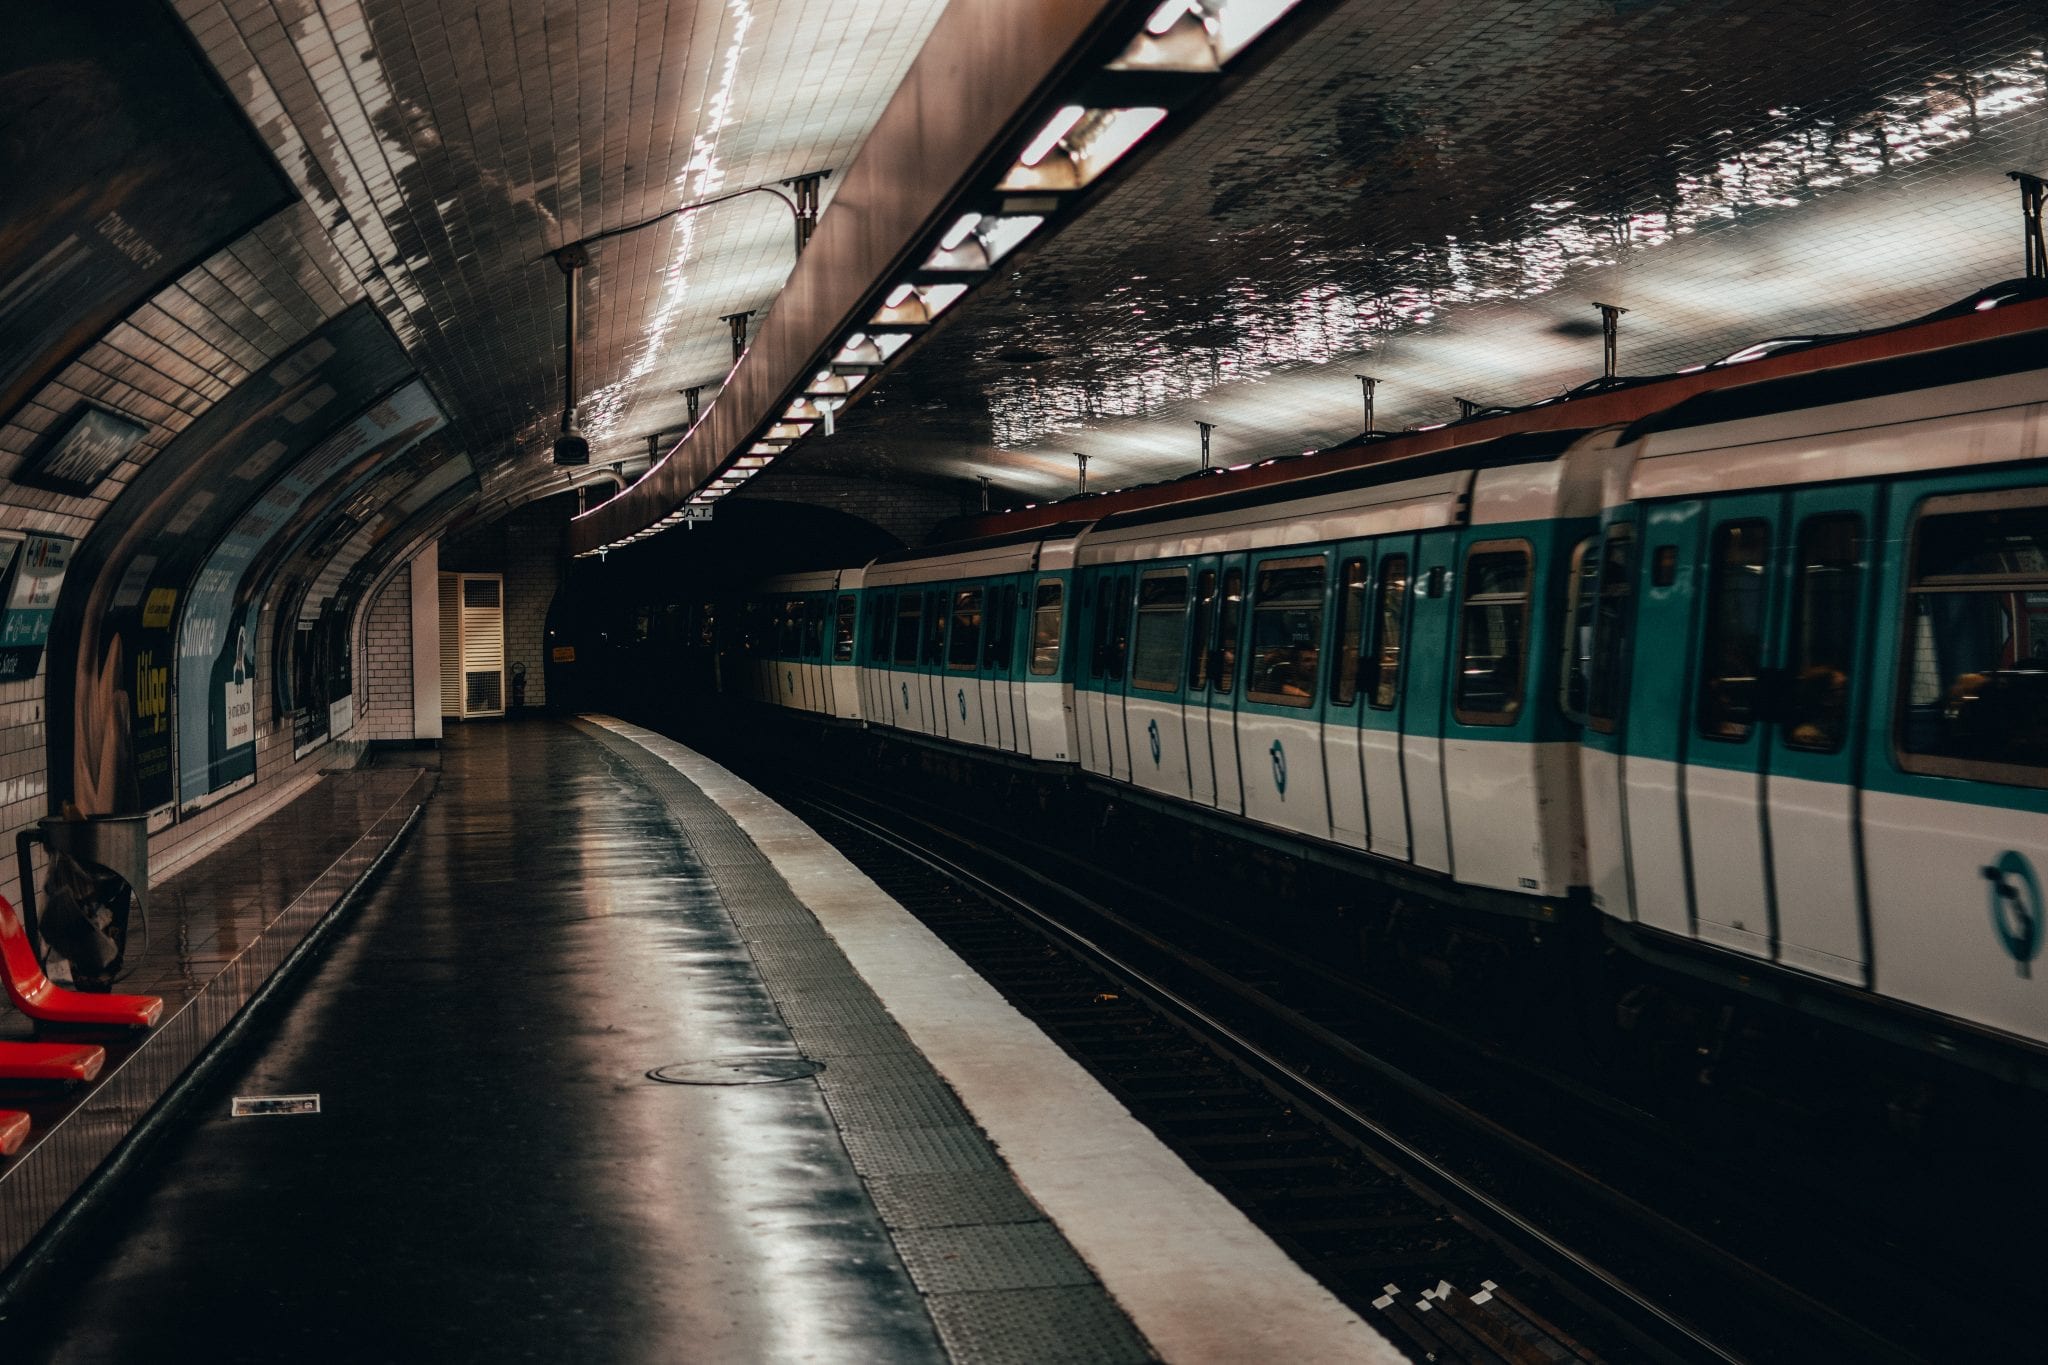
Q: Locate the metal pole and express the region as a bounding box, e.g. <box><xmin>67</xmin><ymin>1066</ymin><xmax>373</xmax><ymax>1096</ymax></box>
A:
<box><xmin>2011</xmin><ymin>171</ymin><xmax>2047</xmax><ymax>280</ymax></box>
<box><xmin>722</xmin><ymin>311</ymin><xmax>753</xmax><ymax>362</ymax></box>
<box><xmin>1074</xmin><ymin>452</ymin><xmax>1089</xmax><ymax>494</ymax></box>
<box><xmin>1195</xmin><ymin>420</ymin><xmax>1215</xmax><ymax>470</ymax></box>
<box><xmin>1592</xmin><ymin>302</ymin><xmax>1628</xmax><ymax>379</ymax></box>
<box><xmin>684</xmin><ymin>386</ymin><xmax>702</xmax><ymax>427</ymax></box>
<box><xmin>554</xmin><ymin>245</ymin><xmax>589</xmax><ymax>434</ymax></box>
<box><xmin>1353</xmin><ymin>374</ymin><xmax>1377</xmax><ymax>434</ymax></box>
<box><xmin>978</xmin><ymin>475</ymin><xmax>991</xmax><ymax>511</ymax></box>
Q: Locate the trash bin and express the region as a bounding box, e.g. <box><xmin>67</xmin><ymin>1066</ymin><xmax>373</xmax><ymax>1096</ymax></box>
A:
<box><xmin>16</xmin><ymin>813</ymin><xmax>150</xmax><ymax>981</ymax></box>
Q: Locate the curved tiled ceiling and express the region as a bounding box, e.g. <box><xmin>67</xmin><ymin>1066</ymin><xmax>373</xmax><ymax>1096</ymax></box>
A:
<box><xmin>799</xmin><ymin>0</ymin><xmax>2048</xmax><ymax>502</ymax></box>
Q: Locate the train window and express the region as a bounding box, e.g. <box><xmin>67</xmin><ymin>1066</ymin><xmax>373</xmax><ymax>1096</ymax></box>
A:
<box><xmin>923</xmin><ymin>590</ymin><xmax>948</xmax><ymax>666</ymax></box>
<box><xmin>1897</xmin><ymin>492</ymin><xmax>2048</xmax><ymax>786</ymax></box>
<box><xmin>803</xmin><ymin>598</ymin><xmax>826</xmax><ymax>658</ymax></box>
<box><xmin>948</xmin><ymin>588</ymin><xmax>983</xmax><ymax>670</ymax></box>
<box><xmin>1781</xmin><ymin>515</ymin><xmax>1862</xmax><ymax>753</ymax></box>
<box><xmin>1247</xmin><ymin>557</ymin><xmax>1326</xmax><ymax>707</ymax></box>
<box><xmin>869</xmin><ymin>592</ymin><xmax>894</xmax><ymax>663</ymax></box>
<box><xmin>1215</xmin><ymin>567</ymin><xmax>1244</xmax><ymax>695</ymax></box>
<box><xmin>1031</xmin><ymin>581</ymin><xmax>1064</xmax><ymax>676</ymax></box>
<box><xmin>1132</xmin><ymin>570</ymin><xmax>1189</xmax><ymax>692</ymax></box>
<box><xmin>1331</xmin><ymin>558</ymin><xmax>1369</xmax><ymax>706</ymax></box>
<box><xmin>1455</xmin><ymin>542</ymin><xmax>1533</xmax><ymax>725</ymax></box>
<box><xmin>834</xmin><ymin>595</ymin><xmax>857</xmax><ymax>663</ymax></box>
<box><xmin>1188</xmin><ymin>570</ymin><xmax>1217</xmax><ymax>690</ymax></box>
<box><xmin>1586</xmin><ymin>527</ymin><xmax>1634</xmax><ymax>729</ymax></box>
<box><xmin>982</xmin><ymin>584</ymin><xmax>1012</xmax><ymax>671</ymax></box>
<box><xmin>1653</xmin><ymin>545</ymin><xmax>1679</xmax><ymax>588</ymax></box>
<box><xmin>1698</xmin><ymin>520</ymin><xmax>1771</xmax><ymax>741</ymax></box>
<box><xmin>1107</xmin><ymin>575</ymin><xmax>1133</xmax><ymax>682</ymax></box>
<box><xmin>1367</xmin><ymin>556</ymin><xmax>1409</xmax><ymax>710</ymax></box>
<box><xmin>1089</xmin><ymin>576</ymin><xmax>1112</xmax><ymax>679</ymax></box>
<box><xmin>1560</xmin><ymin>536</ymin><xmax>1598</xmax><ymax>722</ymax></box>
<box><xmin>893</xmin><ymin>593</ymin><xmax>922</xmax><ymax>666</ymax></box>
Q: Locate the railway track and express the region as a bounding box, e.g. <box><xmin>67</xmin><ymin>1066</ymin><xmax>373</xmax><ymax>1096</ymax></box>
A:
<box><xmin>785</xmin><ymin>777</ymin><xmax>1909</xmax><ymax>1365</ymax></box>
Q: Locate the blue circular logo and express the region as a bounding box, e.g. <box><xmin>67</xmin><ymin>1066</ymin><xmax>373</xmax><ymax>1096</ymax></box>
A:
<box><xmin>1270</xmin><ymin>739</ymin><xmax>1287</xmax><ymax>798</ymax></box>
<box><xmin>1986</xmin><ymin>850</ymin><xmax>2044</xmax><ymax>978</ymax></box>
<box><xmin>1147</xmin><ymin>718</ymin><xmax>1161</xmax><ymax>765</ymax></box>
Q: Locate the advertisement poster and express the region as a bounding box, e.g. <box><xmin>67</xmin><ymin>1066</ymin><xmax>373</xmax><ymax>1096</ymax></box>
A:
<box><xmin>0</xmin><ymin>4</ymin><xmax>292</xmax><ymax>422</ymax></box>
<box><xmin>0</xmin><ymin>534</ymin><xmax>75</xmax><ymax>680</ymax></box>
<box><xmin>50</xmin><ymin>303</ymin><xmax>415</xmax><ymax>817</ymax></box>
<box><xmin>175</xmin><ymin>379</ymin><xmax>445</xmax><ymax>803</ymax></box>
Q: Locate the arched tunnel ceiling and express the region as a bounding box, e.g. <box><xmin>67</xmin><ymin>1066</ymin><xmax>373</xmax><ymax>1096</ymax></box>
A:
<box><xmin>786</xmin><ymin>0</ymin><xmax>2048</xmax><ymax>504</ymax></box>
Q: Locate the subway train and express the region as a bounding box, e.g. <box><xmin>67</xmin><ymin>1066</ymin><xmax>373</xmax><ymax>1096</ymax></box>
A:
<box><xmin>730</xmin><ymin>326</ymin><xmax>2048</xmax><ymax>1082</ymax></box>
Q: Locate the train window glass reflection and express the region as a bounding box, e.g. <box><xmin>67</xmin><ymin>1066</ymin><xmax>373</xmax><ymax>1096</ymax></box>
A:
<box><xmin>1587</xmin><ymin>527</ymin><xmax>1633</xmax><ymax>730</ymax></box>
<box><xmin>893</xmin><ymin>593</ymin><xmax>921</xmax><ymax>666</ymax></box>
<box><xmin>1560</xmin><ymin>536</ymin><xmax>1598</xmax><ymax>722</ymax></box>
<box><xmin>1368</xmin><ymin>555</ymin><xmax>1408</xmax><ymax>710</ymax></box>
<box><xmin>1898</xmin><ymin>493</ymin><xmax>2048</xmax><ymax>784</ymax></box>
<box><xmin>834</xmin><ymin>594</ymin><xmax>857</xmax><ymax>663</ymax></box>
<box><xmin>1698</xmin><ymin>520</ymin><xmax>1770</xmax><ymax>741</ymax></box>
<box><xmin>923</xmin><ymin>590</ymin><xmax>948</xmax><ymax>666</ymax></box>
<box><xmin>1215</xmin><ymin>568</ymin><xmax>1244</xmax><ymax>695</ymax></box>
<box><xmin>1031</xmin><ymin>581</ymin><xmax>1064</xmax><ymax>676</ymax></box>
<box><xmin>1247</xmin><ymin>557</ymin><xmax>1326</xmax><ymax>707</ymax></box>
<box><xmin>949</xmin><ymin>588</ymin><xmax>983</xmax><ymax>670</ymax></box>
<box><xmin>1331</xmin><ymin>558</ymin><xmax>1369</xmax><ymax>706</ymax></box>
<box><xmin>1188</xmin><ymin>569</ymin><xmax>1217</xmax><ymax>691</ymax></box>
<box><xmin>1782</xmin><ymin>515</ymin><xmax>1862</xmax><ymax>753</ymax></box>
<box><xmin>869</xmin><ymin>592</ymin><xmax>894</xmax><ymax>663</ymax></box>
<box><xmin>1455</xmin><ymin>542</ymin><xmax>1533</xmax><ymax>725</ymax></box>
<box><xmin>1133</xmin><ymin>570</ymin><xmax>1189</xmax><ymax>692</ymax></box>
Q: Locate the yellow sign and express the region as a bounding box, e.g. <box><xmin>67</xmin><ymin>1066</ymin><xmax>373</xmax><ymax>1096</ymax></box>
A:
<box><xmin>551</xmin><ymin>646</ymin><xmax>577</xmax><ymax>663</ymax></box>
<box><xmin>141</xmin><ymin>587</ymin><xmax>178</xmax><ymax>628</ymax></box>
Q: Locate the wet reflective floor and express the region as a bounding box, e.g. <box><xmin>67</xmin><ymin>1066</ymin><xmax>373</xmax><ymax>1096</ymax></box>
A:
<box><xmin>4</xmin><ymin>721</ymin><xmax>944</xmax><ymax>1363</ymax></box>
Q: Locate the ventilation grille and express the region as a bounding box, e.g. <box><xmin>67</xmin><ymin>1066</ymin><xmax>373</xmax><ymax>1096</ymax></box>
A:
<box><xmin>463</xmin><ymin>577</ymin><xmax>500</xmax><ymax>608</ymax></box>
<box><xmin>465</xmin><ymin>670</ymin><xmax>503</xmax><ymax>713</ymax></box>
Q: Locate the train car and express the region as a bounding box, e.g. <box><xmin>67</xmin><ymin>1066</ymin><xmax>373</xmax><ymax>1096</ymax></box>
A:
<box><xmin>857</xmin><ymin>525</ymin><xmax>1085</xmax><ymax>761</ymax></box>
<box><xmin>1070</xmin><ymin>427</ymin><xmax>1625</xmax><ymax>904</ymax></box>
<box><xmin>746</xmin><ymin>568</ymin><xmax>865</xmax><ymax>720</ymax></box>
<box><xmin>1581</xmin><ymin>329</ymin><xmax>2048</xmax><ymax>1055</ymax></box>
<box><xmin>733</xmin><ymin>325</ymin><xmax>2048</xmax><ymax>1075</ymax></box>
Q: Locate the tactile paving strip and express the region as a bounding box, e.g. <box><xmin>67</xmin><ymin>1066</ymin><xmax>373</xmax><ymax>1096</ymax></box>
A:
<box><xmin>926</xmin><ymin>1287</ymin><xmax>1154</xmax><ymax>1365</ymax></box>
<box><xmin>572</xmin><ymin>720</ymin><xmax>1158</xmax><ymax>1365</ymax></box>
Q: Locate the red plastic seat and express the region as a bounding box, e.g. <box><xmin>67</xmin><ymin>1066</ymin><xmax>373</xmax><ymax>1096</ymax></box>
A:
<box><xmin>0</xmin><ymin>895</ymin><xmax>161</xmax><ymax>1028</ymax></box>
<box><xmin>0</xmin><ymin>1040</ymin><xmax>103</xmax><ymax>1083</ymax></box>
<box><xmin>0</xmin><ymin>1110</ymin><xmax>27</xmax><ymax>1156</ymax></box>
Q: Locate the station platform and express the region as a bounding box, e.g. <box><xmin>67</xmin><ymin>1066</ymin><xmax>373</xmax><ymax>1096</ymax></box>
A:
<box><xmin>0</xmin><ymin>718</ymin><xmax>1393</xmax><ymax>1363</ymax></box>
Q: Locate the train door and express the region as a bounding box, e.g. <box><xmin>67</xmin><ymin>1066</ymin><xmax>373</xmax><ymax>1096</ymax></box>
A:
<box><xmin>865</xmin><ymin>590</ymin><xmax>892</xmax><ymax>725</ymax></box>
<box><xmin>1105</xmin><ymin>570</ymin><xmax>1136</xmax><ymax>781</ymax></box>
<box><xmin>1620</xmin><ymin>502</ymin><xmax>1705</xmax><ymax>937</ymax></box>
<box><xmin>977</xmin><ymin>579</ymin><xmax>1010</xmax><ymax>751</ymax></box>
<box><xmin>1125</xmin><ymin>565</ymin><xmax>1192</xmax><ymax>799</ymax></box>
<box><xmin>1076</xmin><ymin>570</ymin><xmax>1107</xmax><ymax>773</ymax></box>
<box><xmin>1184</xmin><ymin>561</ymin><xmax>1221</xmax><ymax>805</ymax></box>
<box><xmin>1209</xmin><ymin>556</ymin><xmax>1248</xmax><ymax>814</ymax></box>
<box><xmin>1234</xmin><ymin>549</ymin><xmax>1333</xmax><ymax>841</ymax></box>
<box><xmin>1360</xmin><ymin>542</ymin><xmax>1413</xmax><ymax>861</ymax></box>
<box><xmin>1761</xmin><ymin>486</ymin><xmax>1879</xmax><ymax>983</ymax></box>
<box><xmin>1402</xmin><ymin>531</ymin><xmax>1459</xmax><ymax>874</ymax></box>
<box><xmin>946</xmin><ymin>584</ymin><xmax>988</xmax><ymax>746</ymax></box>
<box><xmin>922</xmin><ymin>586</ymin><xmax>949</xmax><ymax>738</ymax></box>
<box><xmin>831</xmin><ymin>592</ymin><xmax>859</xmax><ymax>719</ymax></box>
<box><xmin>890</xmin><ymin>589</ymin><xmax>923</xmax><ymax>734</ymax></box>
<box><xmin>1683</xmin><ymin>496</ymin><xmax>1782</xmax><ymax>960</ymax></box>
<box><xmin>1321</xmin><ymin>548</ymin><xmax>1373</xmax><ymax>850</ymax></box>
<box><xmin>1025</xmin><ymin>575</ymin><xmax>1070</xmax><ymax>761</ymax></box>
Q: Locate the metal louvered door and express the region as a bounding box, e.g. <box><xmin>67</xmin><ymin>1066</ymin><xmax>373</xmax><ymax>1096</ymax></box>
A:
<box><xmin>457</xmin><ymin>573</ymin><xmax>506</xmax><ymax>718</ymax></box>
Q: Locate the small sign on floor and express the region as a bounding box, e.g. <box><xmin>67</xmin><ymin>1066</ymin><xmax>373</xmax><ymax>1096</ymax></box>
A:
<box><xmin>231</xmin><ymin>1094</ymin><xmax>321</xmax><ymax>1117</ymax></box>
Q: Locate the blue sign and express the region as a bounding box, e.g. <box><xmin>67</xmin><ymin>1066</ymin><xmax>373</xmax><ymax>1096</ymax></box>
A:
<box><xmin>1270</xmin><ymin>739</ymin><xmax>1287</xmax><ymax>798</ymax></box>
<box><xmin>1987</xmin><ymin>850</ymin><xmax>2044</xmax><ymax>978</ymax></box>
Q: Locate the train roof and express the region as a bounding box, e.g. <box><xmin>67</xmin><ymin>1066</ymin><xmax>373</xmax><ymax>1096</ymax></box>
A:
<box><xmin>1619</xmin><ymin>325</ymin><xmax>2048</xmax><ymax>445</ymax></box>
<box><xmin>1087</xmin><ymin>426</ymin><xmax>1592</xmax><ymax>536</ymax></box>
<box><xmin>875</xmin><ymin>518</ymin><xmax>1091</xmax><ymax>567</ymax></box>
